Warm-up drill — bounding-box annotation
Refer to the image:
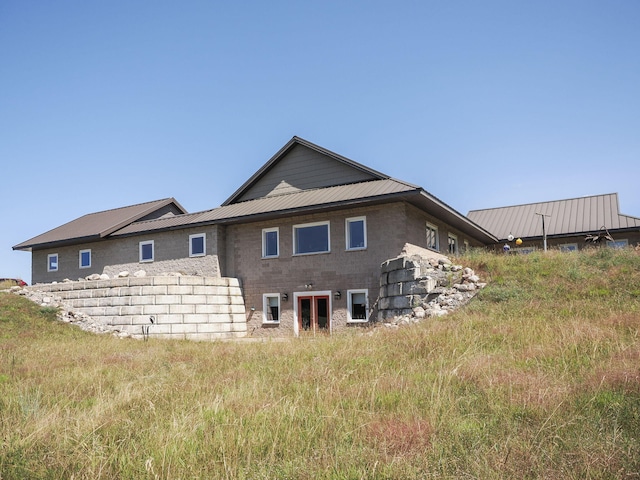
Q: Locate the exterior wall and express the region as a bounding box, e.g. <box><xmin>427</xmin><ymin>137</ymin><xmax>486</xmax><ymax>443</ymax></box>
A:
<box><xmin>32</xmin><ymin>225</ymin><xmax>222</xmax><ymax>284</ymax></box>
<box><xmin>28</xmin><ymin>276</ymin><xmax>247</xmax><ymax>340</ymax></box>
<box><xmin>227</xmin><ymin>202</ymin><xmax>415</xmax><ymax>338</ymax></box>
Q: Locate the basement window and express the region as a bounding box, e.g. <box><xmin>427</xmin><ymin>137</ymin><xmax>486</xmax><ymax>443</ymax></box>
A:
<box><xmin>347</xmin><ymin>289</ymin><xmax>369</xmax><ymax>323</ymax></box>
<box><xmin>293</xmin><ymin>221</ymin><xmax>330</xmax><ymax>255</ymax></box>
<box><xmin>47</xmin><ymin>253</ymin><xmax>58</xmax><ymax>272</ymax></box>
<box><xmin>189</xmin><ymin>233</ymin><xmax>206</xmax><ymax>257</ymax></box>
<box><xmin>263</xmin><ymin>294</ymin><xmax>280</xmax><ymax>324</ymax></box>
<box><xmin>139</xmin><ymin>240</ymin><xmax>154</xmax><ymax>263</ymax></box>
<box><xmin>79</xmin><ymin>249</ymin><xmax>91</xmax><ymax>269</ymax></box>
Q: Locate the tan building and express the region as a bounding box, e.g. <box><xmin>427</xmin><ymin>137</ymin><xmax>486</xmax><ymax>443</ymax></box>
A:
<box><xmin>14</xmin><ymin>137</ymin><xmax>496</xmax><ymax>337</ymax></box>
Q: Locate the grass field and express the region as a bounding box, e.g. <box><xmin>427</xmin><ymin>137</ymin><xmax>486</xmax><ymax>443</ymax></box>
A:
<box><xmin>1</xmin><ymin>247</ymin><xmax>639</xmax><ymax>479</ymax></box>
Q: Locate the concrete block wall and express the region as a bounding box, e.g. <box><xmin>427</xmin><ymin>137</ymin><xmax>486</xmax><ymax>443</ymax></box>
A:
<box><xmin>30</xmin><ymin>276</ymin><xmax>247</xmax><ymax>340</ymax></box>
<box><xmin>378</xmin><ymin>256</ymin><xmax>437</xmax><ymax>321</ymax></box>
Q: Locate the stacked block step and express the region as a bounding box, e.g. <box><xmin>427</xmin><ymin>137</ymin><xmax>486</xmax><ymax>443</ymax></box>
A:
<box><xmin>32</xmin><ymin>276</ymin><xmax>247</xmax><ymax>340</ymax></box>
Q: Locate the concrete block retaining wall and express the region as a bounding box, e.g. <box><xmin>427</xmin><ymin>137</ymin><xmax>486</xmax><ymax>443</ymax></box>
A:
<box><xmin>30</xmin><ymin>276</ymin><xmax>247</xmax><ymax>340</ymax></box>
<box><xmin>378</xmin><ymin>256</ymin><xmax>437</xmax><ymax>321</ymax></box>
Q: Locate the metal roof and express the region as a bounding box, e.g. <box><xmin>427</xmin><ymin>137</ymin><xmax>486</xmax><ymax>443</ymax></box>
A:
<box><xmin>113</xmin><ymin>179</ymin><xmax>420</xmax><ymax>236</ymax></box>
<box><xmin>467</xmin><ymin>193</ymin><xmax>640</xmax><ymax>240</ymax></box>
<box><xmin>13</xmin><ymin>198</ymin><xmax>186</xmax><ymax>251</ymax></box>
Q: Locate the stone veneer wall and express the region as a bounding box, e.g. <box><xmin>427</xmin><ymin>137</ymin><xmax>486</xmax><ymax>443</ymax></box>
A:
<box><xmin>29</xmin><ymin>276</ymin><xmax>247</xmax><ymax>340</ymax></box>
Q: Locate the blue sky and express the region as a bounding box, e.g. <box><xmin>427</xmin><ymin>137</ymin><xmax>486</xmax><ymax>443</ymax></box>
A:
<box><xmin>2</xmin><ymin>1</ymin><xmax>639</xmax><ymax>283</ymax></box>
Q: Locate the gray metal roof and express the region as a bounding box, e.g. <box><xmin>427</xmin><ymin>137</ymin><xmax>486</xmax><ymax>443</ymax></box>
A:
<box><xmin>467</xmin><ymin>193</ymin><xmax>640</xmax><ymax>240</ymax></box>
<box><xmin>13</xmin><ymin>198</ymin><xmax>186</xmax><ymax>250</ymax></box>
<box><xmin>113</xmin><ymin>179</ymin><xmax>420</xmax><ymax>236</ymax></box>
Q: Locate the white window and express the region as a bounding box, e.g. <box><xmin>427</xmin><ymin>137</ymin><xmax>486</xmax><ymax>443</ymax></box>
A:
<box><xmin>262</xmin><ymin>294</ymin><xmax>281</xmax><ymax>324</ymax></box>
<box><xmin>426</xmin><ymin>223</ymin><xmax>439</xmax><ymax>251</ymax></box>
<box><xmin>79</xmin><ymin>249</ymin><xmax>91</xmax><ymax>269</ymax></box>
<box><xmin>448</xmin><ymin>233</ymin><xmax>458</xmax><ymax>255</ymax></box>
<box><xmin>607</xmin><ymin>239</ymin><xmax>628</xmax><ymax>249</ymax></box>
<box><xmin>347</xmin><ymin>289</ymin><xmax>369</xmax><ymax>323</ymax></box>
<box><xmin>47</xmin><ymin>253</ymin><xmax>59</xmax><ymax>272</ymax></box>
<box><xmin>189</xmin><ymin>233</ymin><xmax>206</xmax><ymax>257</ymax></box>
<box><xmin>262</xmin><ymin>228</ymin><xmax>279</xmax><ymax>258</ymax></box>
<box><xmin>139</xmin><ymin>240</ymin><xmax>154</xmax><ymax>263</ymax></box>
<box><xmin>559</xmin><ymin>243</ymin><xmax>578</xmax><ymax>252</ymax></box>
<box><xmin>346</xmin><ymin>217</ymin><xmax>367</xmax><ymax>250</ymax></box>
<box><xmin>463</xmin><ymin>240</ymin><xmax>470</xmax><ymax>253</ymax></box>
<box><xmin>293</xmin><ymin>221</ymin><xmax>330</xmax><ymax>255</ymax></box>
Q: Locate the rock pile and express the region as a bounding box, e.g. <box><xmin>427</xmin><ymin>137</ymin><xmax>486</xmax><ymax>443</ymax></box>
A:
<box><xmin>6</xmin><ymin>286</ymin><xmax>130</xmax><ymax>337</ymax></box>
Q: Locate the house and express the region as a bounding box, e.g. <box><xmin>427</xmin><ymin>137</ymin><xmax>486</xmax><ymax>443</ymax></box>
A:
<box><xmin>13</xmin><ymin>136</ymin><xmax>497</xmax><ymax>337</ymax></box>
<box><xmin>468</xmin><ymin>193</ymin><xmax>640</xmax><ymax>252</ymax></box>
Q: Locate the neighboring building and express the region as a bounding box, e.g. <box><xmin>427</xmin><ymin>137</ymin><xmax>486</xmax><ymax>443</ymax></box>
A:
<box><xmin>468</xmin><ymin>193</ymin><xmax>640</xmax><ymax>253</ymax></box>
<box><xmin>13</xmin><ymin>136</ymin><xmax>497</xmax><ymax>336</ymax></box>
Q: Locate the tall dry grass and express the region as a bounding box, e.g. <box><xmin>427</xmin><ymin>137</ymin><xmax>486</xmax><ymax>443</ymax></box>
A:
<box><xmin>1</xmin><ymin>247</ymin><xmax>639</xmax><ymax>478</ymax></box>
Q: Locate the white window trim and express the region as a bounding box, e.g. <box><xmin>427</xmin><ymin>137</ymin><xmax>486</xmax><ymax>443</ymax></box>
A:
<box><xmin>47</xmin><ymin>253</ymin><xmax>59</xmax><ymax>272</ymax></box>
<box><xmin>347</xmin><ymin>289</ymin><xmax>369</xmax><ymax>323</ymax></box>
<box><xmin>345</xmin><ymin>216</ymin><xmax>367</xmax><ymax>251</ymax></box>
<box><xmin>448</xmin><ymin>233</ymin><xmax>458</xmax><ymax>255</ymax></box>
<box><xmin>262</xmin><ymin>293</ymin><xmax>281</xmax><ymax>324</ymax></box>
<box><xmin>262</xmin><ymin>227</ymin><xmax>279</xmax><ymax>258</ymax></box>
<box><xmin>292</xmin><ymin>221</ymin><xmax>331</xmax><ymax>256</ymax></box>
<box><xmin>139</xmin><ymin>240</ymin><xmax>155</xmax><ymax>263</ymax></box>
<box><xmin>189</xmin><ymin>233</ymin><xmax>206</xmax><ymax>257</ymax></box>
<box><xmin>79</xmin><ymin>249</ymin><xmax>91</xmax><ymax>269</ymax></box>
<box><xmin>426</xmin><ymin>222</ymin><xmax>439</xmax><ymax>251</ymax></box>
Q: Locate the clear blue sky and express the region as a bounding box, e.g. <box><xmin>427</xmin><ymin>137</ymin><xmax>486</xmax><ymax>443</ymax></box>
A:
<box><xmin>2</xmin><ymin>1</ymin><xmax>639</xmax><ymax>283</ymax></box>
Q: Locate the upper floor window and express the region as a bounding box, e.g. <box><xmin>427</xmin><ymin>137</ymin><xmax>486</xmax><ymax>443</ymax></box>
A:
<box><xmin>47</xmin><ymin>253</ymin><xmax>59</xmax><ymax>272</ymax></box>
<box><xmin>263</xmin><ymin>294</ymin><xmax>280</xmax><ymax>324</ymax></box>
<box><xmin>426</xmin><ymin>223</ymin><xmax>439</xmax><ymax>251</ymax></box>
<box><xmin>448</xmin><ymin>233</ymin><xmax>458</xmax><ymax>255</ymax></box>
<box><xmin>346</xmin><ymin>217</ymin><xmax>367</xmax><ymax>250</ymax></box>
<box><xmin>139</xmin><ymin>240</ymin><xmax>154</xmax><ymax>263</ymax></box>
<box><xmin>293</xmin><ymin>221</ymin><xmax>330</xmax><ymax>255</ymax></box>
<box><xmin>262</xmin><ymin>228</ymin><xmax>279</xmax><ymax>258</ymax></box>
<box><xmin>79</xmin><ymin>249</ymin><xmax>91</xmax><ymax>269</ymax></box>
<box><xmin>189</xmin><ymin>233</ymin><xmax>206</xmax><ymax>257</ymax></box>
<box><xmin>347</xmin><ymin>289</ymin><xmax>369</xmax><ymax>322</ymax></box>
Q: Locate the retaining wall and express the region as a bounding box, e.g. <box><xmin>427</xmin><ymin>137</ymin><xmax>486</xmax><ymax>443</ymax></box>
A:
<box><xmin>30</xmin><ymin>276</ymin><xmax>247</xmax><ymax>340</ymax></box>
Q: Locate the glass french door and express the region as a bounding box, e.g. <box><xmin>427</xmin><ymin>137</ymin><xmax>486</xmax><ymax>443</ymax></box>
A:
<box><xmin>297</xmin><ymin>295</ymin><xmax>330</xmax><ymax>334</ymax></box>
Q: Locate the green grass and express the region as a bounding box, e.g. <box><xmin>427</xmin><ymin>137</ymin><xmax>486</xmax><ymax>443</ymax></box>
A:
<box><xmin>1</xmin><ymin>248</ymin><xmax>639</xmax><ymax>479</ymax></box>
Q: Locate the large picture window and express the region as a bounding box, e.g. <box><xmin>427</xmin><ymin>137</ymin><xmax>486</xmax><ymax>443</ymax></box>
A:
<box><xmin>263</xmin><ymin>294</ymin><xmax>280</xmax><ymax>324</ymax></box>
<box><xmin>79</xmin><ymin>249</ymin><xmax>91</xmax><ymax>269</ymax></box>
<box><xmin>347</xmin><ymin>289</ymin><xmax>369</xmax><ymax>322</ymax></box>
<box><xmin>47</xmin><ymin>253</ymin><xmax>59</xmax><ymax>272</ymax></box>
<box><xmin>346</xmin><ymin>217</ymin><xmax>367</xmax><ymax>250</ymax></box>
<box><xmin>293</xmin><ymin>221</ymin><xmax>330</xmax><ymax>255</ymax></box>
<box><xmin>426</xmin><ymin>223</ymin><xmax>439</xmax><ymax>251</ymax></box>
<box><xmin>189</xmin><ymin>233</ymin><xmax>206</xmax><ymax>257</ymax></box>
<box><xmin>262</xmin><ymin>228</ymin><xmax>279</xmax><ymax>258</ymax></box>
<box><xmin>139</xmin><ymin>240</ymin><xmax>154</xmax><ymax>263</ymax></box>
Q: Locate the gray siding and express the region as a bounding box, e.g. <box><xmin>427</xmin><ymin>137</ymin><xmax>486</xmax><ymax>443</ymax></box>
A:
<box><xmin>235</xmin><ymin>144</ymin><xmax>378</xmax><ymax>202</ymax></box>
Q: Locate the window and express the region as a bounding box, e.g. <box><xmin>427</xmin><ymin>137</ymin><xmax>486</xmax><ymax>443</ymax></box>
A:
<box><xmin>426</xmin><ymin>223</ymin><xmax>439</xmax><ymax>250</ymax></box>
<box><xmin>347</xmin><ymin>289</ymin><xmax>369</xmax><ymax>322</ymax></box>
<box><xmin>607</xmin><ymin>239</ymin><xmax>628</xmax><ymax>249</ymax></box>
<box><xmin>463</xmin><ymin>240</ymin><xmax>470</xmax><ymax>253</ymax></box>
<box><xmin>189</xmin><ymin>233</ymin><xmax>206</xmax><ymax>257</ymax></box>
<box><xmin>293</xmin><ymin>221</ymin><xmax>330</xmax><ymax>255</ymax></box>
<box><xmin>79</xmin><ymin>249</ymin><xmax>91</xmax><ymax>269</ymax></box>
<box><xmin>139</xmin><ymin>240</ymin><xmax>154</xmax><ymax>262</ymax></box>
<box><xmin>263</xmin><ymin>294</ymin><xmax>280</xmax><ymax>324</ymax></box>
<box><xmin>47</xmin><ymin>253</ymin><xmax>58</xmax><ymax>272</ymax></box>
<box><xmin>559</xmin><ymin>243</ymin><xmax>578</xmax><ymax>252</ymax></box>
<box><xmin>448</xmin><ymin>233</ymin><xmax>458</xmax><ymax>255</ymax></box>
<box><xmin>262</xmin><ymin>228</ymin><xmax>279</xmax><ymax>258</ymax></box>
<box><xmin>346</xmin><ymin>217</ymin><xmax>367</xmax><ymax>250</ymax></box>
